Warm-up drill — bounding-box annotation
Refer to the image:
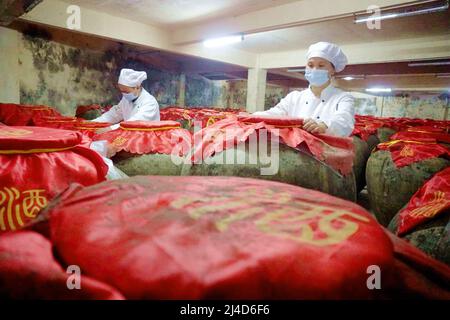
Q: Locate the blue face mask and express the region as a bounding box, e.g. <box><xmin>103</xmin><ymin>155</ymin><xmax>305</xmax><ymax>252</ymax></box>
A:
<box><xmin>122</xmin><ymin>92</ymin><xmax>138</xmax><ymax>102</ymax></box>
<box><xmin>305</xmin><ymin>68</ymin><xmax>330</xmax><ymax>87</ymax></box>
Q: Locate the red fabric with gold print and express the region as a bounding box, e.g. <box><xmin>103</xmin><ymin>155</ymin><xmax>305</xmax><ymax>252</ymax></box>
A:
<box><xmin>352</xmin><ymin>115</ymin><xmax>385</xmax><ymax>140</ymax></box>
<box><xmin>352</xmin><ymin>115</ymin><xmax>450</xmax><ymax>141</ymax></box>
<box><xmin>391</xmin><ymin>127</ymin><xmax>450</xmax><ymax>144</ymax></box>
<box><xmin>191</xmin><ymin>116</ymin><xmax>355</xmax><ymax>176</ymax></box>
<box><xmin>160</xmin><ymin>107</ymin><xmax>241</xmax><ymax>129</ymax></box>
<box><xmin>94</xmin><ymin>120</ymin><xmax>192</xmax><ymax>156</ymax></box>
<box><xmin>46</xmin><ymin>176</ymin><xmax>450</xmax><ymax>299</ymax></box>
<box><xmin>33</xmin><ymin>117</ymin><xmax>111</xmax><ymax>143</ymax></box>
<box><xmin>47</xmin><ymin>176</ymin><xmax>394</xmax><ymax>299</ymax></box>
<box><xmin>72</xmin><ymin>121</ymin><xmax>112</xmax><ymax>138</ymax></box>
<box><xmin>377</xmin><ymin>139</ymin><xmax>450</xmax><ymax>168</ymax></box>
<box><xmin>33</xmin><ymin>115</ymin><xmax>79</xmax><ymax>129</ymax></box>
<box><xmin>397</xmin><ymin>167</ymin><xmax>450</xmax><ymax>236</ymax></box>
<box><xmin>0</xmin><ymin>126</ymin><xmax>108</xmax><ymax>232</ymax></box>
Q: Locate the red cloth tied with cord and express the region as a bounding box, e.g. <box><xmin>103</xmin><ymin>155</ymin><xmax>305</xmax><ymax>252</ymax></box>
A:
<box><xmin>72</xmin><ymin>121</ymin><xmax>113</xmax><ymax>138</ymax></box>
<box><xmin>0</xmin><ymin>126</ymin><xmax>108</xmax><ymax>232</ymax></box>
<box><xmin>160</xmin><ymin>107</ymin><xmax>239</xmax><ymax>128</ymax></box>
<box><xmin>377</xmin><ymin>138</ymin><xmax>450</xmax><ymax>168</ymax></box>
<box><xmin>43</xmin><ymin>176</ymin><xmax>450</xmax><ymax>299</ymax></box>
<box><xmin>0</xmin><ymin>103</ymin><xmax>62</xmax><ymax>126</ymax></box>
<box><xmin>46</xmin><ymin>176</ymin><xmax>394</xmax><ymax>299</ymax></box>
<box><xmin>94</xmin><ymin>120</ymin><xmax>192</xmax><ymax>156</ymax></box>
<box><xmin>352</xmin><ymin>116</ymin><xmax>386</xmax><ymax>141</ymax></box>
<box><xmin>396</xmin><ymin>167</ymin><xmax>450</xmax><ymax>236</ymax></box>
<box><xmin>160</xmin><ymin>107</ymin><xmax>193</xmax><ymax>121</ymax></box>
<box><xmin>75</xmin><ymin>104</ymin><xmax>102</xmax><ymax>117</ymax></box>
<box><xmin>391</xmin><ymin>127</ymin><xmax>450</xmax><ymax>144</ymax></box>
<box><xmin>191</xmin><ymin>115</ymin><xmax>355</xmax><ymax>176</ymax></box>
<box><xmin>33</xmin><ymin>115</ymin><xmax>79</xmax><ymax>129</ymax></box>
<box><xmin>352</xmin><ymin>115</ymin><xmax>450</xmax><ymax>140</ymax></box>
<box><xmin>193</xmin><ymin>109</ymin><xmax>232</xmax><ymax>128</ymax></box>
<box><xmin>32</xmin><ymin>116</ymin><xmax>111</xmax><ymax>145</ymax></box>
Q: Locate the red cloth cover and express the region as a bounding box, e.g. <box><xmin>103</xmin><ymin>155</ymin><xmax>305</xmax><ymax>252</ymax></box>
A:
<box><xmin>94</xmin><ymin>120</ymin><xmax>192</xmax><ymax>156</ymax></box>
<box><xmin>191</xmin><ymin>117</ymin><xmax>355</xmax><ymax>176</ymax></box>
<box><xmin>238</xmin><ymin>115</ymin><xmax>304</xmax><ymax>127</ymax></box>
<box><xmin>0</xmin><ymin>103</ymin><xmax>61</xmax><ymax>126</ymax></box>
<box><xmin>75</xmin><ymin>104</ymin><xmax>102</xmax><ymax>117</ymax></box>
<box><xmin>397</xmin><ymin>167</ymin><xmax>450</xmax><ymax>236</ymax></box>
<box><xmin>377</xmin><ymin>139</ymin><xmax>450</xmax><ymax>168</ymax></box>
<box><xmin>0</xmin><ymin>126</ymin><xmax>108</xmax><ymax>232</ymax></box>
<box><xmin>48</xmin><ymin>176</ymin><xmax>395</xmax><ymax>299</ymax></box>
<box><xmin>0</xmin><ymin>231</ymin><xmax>124</xmax><ymax>299</ymax></box>
<box><xmin>391</xmin><ymin>127</ymin><xmax>450</xmax><ymax>144</ymax></box>
<box><xmin>46</xmin><ymin>176</ymin><xmax>450</xmax><ymax>299</ymax></box>
<box><xmin>352</xmin><ymin>115</ymin><xmax>450</xmax><ymax>141</ymax></box>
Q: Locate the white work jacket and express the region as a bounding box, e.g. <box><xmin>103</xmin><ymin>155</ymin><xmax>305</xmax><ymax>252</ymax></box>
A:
<box><xmin>254</xmin><ymin>84</ymin><xmax>355</xmax><ymax>137</ymax></box>
<box><xmin>93</xmin><ymin>88</ymin><xmax>160</xmax><ymax>128</ymax></box>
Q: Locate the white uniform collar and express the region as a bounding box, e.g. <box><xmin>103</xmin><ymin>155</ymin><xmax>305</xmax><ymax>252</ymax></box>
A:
<box><xmin>133</xmin><ymin>88</ymin><xmax>147</xmax><ymax>104</ymax></box>
<box><xmin>307</xmin><ymin>83</ymin><xmax>336</xmax><ymax>102</ymax></box>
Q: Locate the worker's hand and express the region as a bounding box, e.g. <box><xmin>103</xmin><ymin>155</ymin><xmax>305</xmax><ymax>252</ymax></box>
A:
<box><xmin>106</xmin><ymin>143</ymin><xmax>118</xmax><ymax>158</ymax></box>
<box><xmin>303</xmin><ymin>119</ymin><xmax>328</xmax><ymax>134</ymax></box>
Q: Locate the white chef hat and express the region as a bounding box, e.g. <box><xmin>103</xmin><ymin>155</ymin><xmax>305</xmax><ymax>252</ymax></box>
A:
<box><xmin>118</xmin><ymin>68</ymin><xmax>147</xmax><ymax>87</ymax></box>
<box><xmin>306</xmin><ymin>42</ymin><xmax>348</xmax><ymax>73</ymax></box>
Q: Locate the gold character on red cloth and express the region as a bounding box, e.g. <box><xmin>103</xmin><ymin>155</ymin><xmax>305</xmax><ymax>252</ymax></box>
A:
<box><xmin>0</xmin><ymin>187</ymin><xmax>48</xmax><ymax>231</ymax></box>
<box><xmin>410</xmin><ymin>191</ymin><xmax>448</xmax><ymax>218</ymax></box>
<box><xmin>171</xmin><ymin>188</ymin><xmax>370</xmax><ymax>247</ymax></box>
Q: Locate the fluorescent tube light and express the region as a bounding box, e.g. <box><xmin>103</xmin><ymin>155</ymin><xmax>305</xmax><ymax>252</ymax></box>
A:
<box><xmin>408</xmin><ymin>61</ymin><xmax>450</xmax><ymax>67</ymax></box>
<box><xmin>287</xmin><ymin>68</ymin><xmax>306</xmax><ymax>73</ymax></box>
<box><xmin>355</xmin><ymin>1</ymin><xmax>449</xmax><ymax>24</ymax></box>
<box><xmin>366</xmin><ymin>88</ymin><xmax>392</xmax><ymax>93</ymax></box>
<box><xmin>203</xmin><ymin>35</ymin><xmax>243</xmax><ymax>48</ymax></box>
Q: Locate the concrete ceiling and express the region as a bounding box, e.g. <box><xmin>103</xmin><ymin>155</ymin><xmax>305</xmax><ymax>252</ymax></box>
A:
<box><xmin>62</xmin><ymin>0</ymin><xmax>299</xmax><ymax>28</ymax></box>
<box><xmin>235</xmin><ymin>9</ymin><xmax>450</xmax><ymax>53</ymax></box>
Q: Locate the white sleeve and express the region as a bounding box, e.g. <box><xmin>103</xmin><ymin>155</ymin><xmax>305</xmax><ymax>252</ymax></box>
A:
<box><xmin>89</xmin><ymin>140</ymin><xmax>108</xmax><ymax>157</ymax></box>
<box><xmin>127</xmin><ymin>97</ymin><xmax>160</xmax><ymax>122</ymax></box>
<box><xmin>322</xmin><ymin>94</ymin><xmax>355</xmax><ymax>137</ymax></box>
<box><xmin>92</xmin><ymin>103</ymin><xmax>124</xmax><ymax>124</ymax></box>
<box><xmin>252</xmin><ymin>92</ymin><xmax>292</xmax><ymax>116</ymax></box>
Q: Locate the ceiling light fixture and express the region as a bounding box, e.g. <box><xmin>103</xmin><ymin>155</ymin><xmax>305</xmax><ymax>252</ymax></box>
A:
<box><xmin>408</xmin><ymin>61</ymin><xmax>450</xmax><ymax>67</ymax></box>
<box><xmin>203</xmin><ymin>35</ymin><xmax>244</xmax><ymax>48</ymax></box>
<box><xmin>287</xmin><ymin>68</ymin><xmax>306</xmax><ymax>73</ymax></box>
<box><xmin>355</xmin><ymin>0</ymin><xmax>449</xmax><ymax>23</ymax></box>
<box><xmin>338</xmin><ymin>75</ymin><xmax>365</xmax><ymax>80</ymax></box>
<box><xmin>366</xmin><ymin>88</ymin><xmax>392</xmax><ymax>93</ymax></box>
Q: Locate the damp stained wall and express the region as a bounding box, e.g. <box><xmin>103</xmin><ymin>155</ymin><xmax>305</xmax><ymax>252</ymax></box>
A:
<box><xmin>13</xmin><ymin>24</ymin><xmax>246</xmax><ymax>114</ymax></box>
<box><xmin>0</xmin><ymin>27</ymin><xmax>20</xmax><ymax>103</ymax></box>
<box><xmin>19</xmin><ymin>29</ymin><xmax>121</xmax><ymax>115</ymax></box>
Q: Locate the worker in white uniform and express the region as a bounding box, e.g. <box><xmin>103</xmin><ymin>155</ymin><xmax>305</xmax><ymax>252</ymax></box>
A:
<box><xmin>253</xmin><ymin>42</ymin><xmax>355</xmax><ymax>137</ymax></box>
<box><xmin>90</xmin><ymin>68</ymin><xmax>160</xmax><ymax>173</ymax></box>
<box><xmin>93</xmin><ymin>68</ymin><xmax>160</xmax><ymax>130</ymax></box>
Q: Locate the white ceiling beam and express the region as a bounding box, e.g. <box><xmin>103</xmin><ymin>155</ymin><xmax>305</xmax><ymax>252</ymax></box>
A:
<box><xmin>258</xmin><ymin>34</ymin><xmax>450</xmax><ymax>69</ymax></box>
<box><xmin>171</xmin><ymin>0</ymin><xmax>419</xmax><ymax>45</ymax></box>
<box><xmin>20</xmin><ymin>0</ymin><xmax>257</xmax><ymax>68</ymax></box>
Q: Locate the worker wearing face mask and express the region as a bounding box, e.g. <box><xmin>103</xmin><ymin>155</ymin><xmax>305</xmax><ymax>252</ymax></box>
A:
<box><xmin>253</xmin><ymin>42</ymin><xmax>355</xmax><ymax>137</ymax></box>
<box><xmin>92</xmin><ymin>68</ymin><xmax>160</xmax><ymax>131</ymax></box>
